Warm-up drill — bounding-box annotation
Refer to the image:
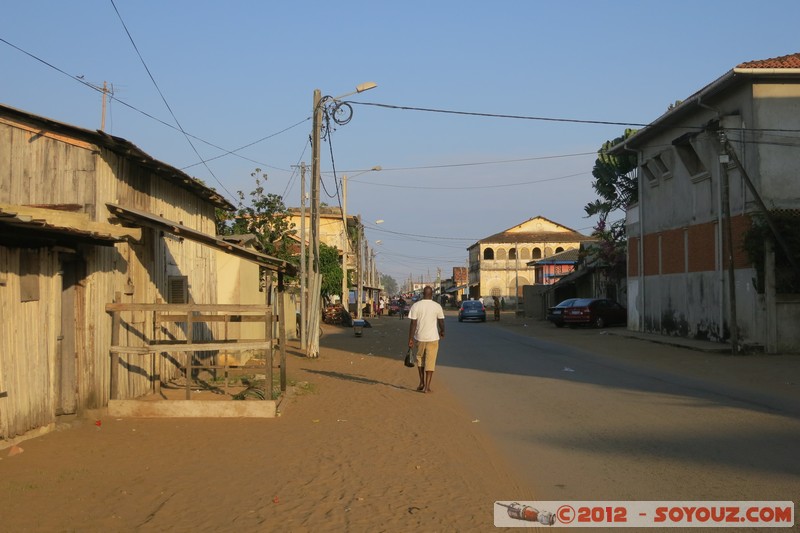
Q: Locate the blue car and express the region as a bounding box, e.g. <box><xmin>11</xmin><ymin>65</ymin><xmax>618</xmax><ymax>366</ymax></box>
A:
<box><xmin>458</xmin><ymin>300</ymin><xmax>486</xmax><ymax>322</ymax></box>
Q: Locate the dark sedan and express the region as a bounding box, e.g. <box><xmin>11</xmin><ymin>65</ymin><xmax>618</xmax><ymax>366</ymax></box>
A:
<box><xmin>546</xmin><ymin>298</ymin><xmax>579</xmax><ymax>327</ymax></box>
<box><xmin>562</xmin><ymin>298</ymin><xmax>627</xmax><ymax>328</ymax></box>
<box><xmin>458</xmin><ymin>300</ymin><xmax>486</xmax><ymax>322</ymax></box>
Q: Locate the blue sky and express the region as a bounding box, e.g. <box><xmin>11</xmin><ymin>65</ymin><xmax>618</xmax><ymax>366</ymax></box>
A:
<box><xmin>2</xmin><ymin>1</ymin><xmax>799</xmax><ymax>284</ymax></box>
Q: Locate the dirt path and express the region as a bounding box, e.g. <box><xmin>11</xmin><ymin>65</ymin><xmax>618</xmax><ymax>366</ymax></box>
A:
<box><xmin>0</xmin><ymin>316</ymin><xmax>533</xmax><ymax>532</ymax></box>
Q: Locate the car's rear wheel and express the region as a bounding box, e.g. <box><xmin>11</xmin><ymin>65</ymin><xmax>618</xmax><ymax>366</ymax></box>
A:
<box><xmin>594</xmin><ymin>316</ymin><xmax>605</xmax><ymax>328</ymax></box>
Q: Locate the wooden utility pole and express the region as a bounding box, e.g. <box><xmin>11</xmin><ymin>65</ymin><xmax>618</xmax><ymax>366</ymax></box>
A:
<box><xmin>719</xmin><ymin>147</ymin><xmax>740</xmax><ymax>354</ymax></box>
<box><xmin>299</xmin><ymin>162</ymin><xmax>307</xmax><ymax>349</ymax></box>
<box><xmin>100</xmin><ymin>81</ymin><xmax>108</xmax><ymax>131</ymax></box>
<box><xmin>307</xmin><ymin>89</ymin><xmax>323</xmax><ymax>358</ymax></box>
<box><xmin>341</xmin><ymin>174</ymin><xmax>349</xmax><ymax>309</ymax></box>
<box><xmin>356</xmin><ymin>220</ymin><xmax>363</xmax><ymax>318</ymax></box>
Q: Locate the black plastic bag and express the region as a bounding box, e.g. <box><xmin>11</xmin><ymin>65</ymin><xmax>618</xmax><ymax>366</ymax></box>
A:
<box><xmin>404</xmin><ymin>347</ymin><xmax>415</xmax><ymax>367</ymax></box>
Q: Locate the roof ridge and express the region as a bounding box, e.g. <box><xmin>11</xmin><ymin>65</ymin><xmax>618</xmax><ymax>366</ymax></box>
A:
<box><xmin>737</xmin><ymin>52</ymin><xmax>800</xmax><ymax>69</ymax></box>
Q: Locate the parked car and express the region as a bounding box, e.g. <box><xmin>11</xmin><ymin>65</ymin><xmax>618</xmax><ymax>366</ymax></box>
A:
<box><xmin>458</xmin><ymin>300</ymin><xmax>486</xmax><ymax>322</ymax></box>
<box><xmin>387</xmin><ymin>300</ymin><xmax>402</xmax><ymax>315</ymax></box>
<box><xmin>546</xmin><ymin>298</ymin><xmax>580</xmax><ymax>327</ymax></box>
<box><xmin>562</xmin><ymin>298</ymin><xmax>627</xmax><ymax>328</ymax></box>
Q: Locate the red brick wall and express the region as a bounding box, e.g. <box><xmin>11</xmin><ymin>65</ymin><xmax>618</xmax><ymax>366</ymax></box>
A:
<box><xmin>643</xmin><ymin>234</ymin><xmax>660</xmax><ymax>276</ymax></box>
<box><xmin>628</xmin><ymin>236</ymin><xmax>639</xmax><ymax>277</ymax></box>
<box><xmin>729</xmin><ymin>214</ymin><xmax>753</xmax><ymax>269</ymax></box>
<box><xmin>636</xmin><ymin>214</ymin><xmax>752</xmax><ymax>276</ymax></box>
<box><xmin>687</xmin><ymin>222</ymin><xmax>716</xmax><ymax>272</ymax></box>
<box><xmin>660</xmin><ymin>228</ymin><xmax>685</xmax><ymax>275</ymax></box>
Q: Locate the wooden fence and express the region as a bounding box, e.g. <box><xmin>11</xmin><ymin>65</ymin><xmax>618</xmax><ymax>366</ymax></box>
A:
<box><xmin>105</xmin><ymin>301</ymin><xmax>287</xmax><ymax>401</ymax></box>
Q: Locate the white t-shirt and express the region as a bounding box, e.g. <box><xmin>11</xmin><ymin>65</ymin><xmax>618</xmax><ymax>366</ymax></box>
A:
<box><xmin>409</xmin><ymin>299</ymin><xmax>445</xmax><ymax>342</ymax></box>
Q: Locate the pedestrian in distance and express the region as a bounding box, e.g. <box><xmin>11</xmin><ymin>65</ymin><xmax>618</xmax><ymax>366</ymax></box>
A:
<box><xmin>408</xmin><ymin>286</ymin><xmax>445</xmax><ymax>394</ymax></box>
<box><xmin>493</xmin><ymin>295</ymin><xmax>500</xmax><ymax>321</ymax></box>
<box><xmin>398</xmin><ymin>297</ymin><xmax>406</xmax><ymax>320</ymax></box>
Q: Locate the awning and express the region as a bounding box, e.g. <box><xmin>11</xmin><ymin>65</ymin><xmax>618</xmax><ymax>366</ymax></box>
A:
<box><xmin>0</xmin><ymin>203</ymin><xmax>141</xmax><ymax>245</ymax></box>
<box><xmin>107</xmin><ymin>203</ymin><xmax>297</xmax><ymax>275</ymax></box>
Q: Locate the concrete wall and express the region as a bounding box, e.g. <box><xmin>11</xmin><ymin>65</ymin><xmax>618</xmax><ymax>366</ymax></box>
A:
<box><xmin>626</xmin><ymin>77</ymin><xmax>800</xmax><ymax>349</ymax></box>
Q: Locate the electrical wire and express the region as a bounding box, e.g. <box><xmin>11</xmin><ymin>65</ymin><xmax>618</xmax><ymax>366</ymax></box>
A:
<box><xmin>281</xmin><ymin>139</ymin><xmax>310</xmax><ymax>199</ymax></box>
<box><xmin>109</xmin><ymin>0</ymin><xmax>237</xmax><ymax>200</ymax></box>
<box><xmin>339</xmin><ymin>152</ymin><xmax>597</xmax><ymax>177</ymax></box>
<box><xmin>354</xmin><ymin>170</ymin><xmax>589</xmax><ymax>191</ymax></box>
<box><xmin>363</xmin><ymin>223</ymin><xmax>477</xmax><ymax>241</ymax></box>
<box><xmin>180</xmin><ymin>117</ymin><xmax>310</xmax><ymax>171</ymax></box>
<box><xmin>349</xmin><ymin>100</ymin><xmax>800</xmax><ymax>134</ymax></box>
<box><xmin>0</xmin><ymin>36</ymin><xmax>302</xmax><ymax>179</ymax></box>
<box><xmin>351</xmin><ymin>101</ymin><xmax>651</xmax><ymax>127</ymax></box>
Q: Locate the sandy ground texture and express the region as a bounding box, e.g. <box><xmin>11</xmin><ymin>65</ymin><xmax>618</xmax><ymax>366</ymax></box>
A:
<box><xmin>0</xmin><ymin>316</ymin><xmax>534</xmax><ymax>532</ymax></box>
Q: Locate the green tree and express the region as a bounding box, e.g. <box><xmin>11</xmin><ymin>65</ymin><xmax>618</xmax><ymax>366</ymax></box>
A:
<box><xmin>319</xmin><ymin>242</ymin><xmax>343</xmax><ymax>299</ymax></box>
<box><xmin>583</xmin><ymin>129</ymin><xmax>638</xmax><ymax>279</ymax></box>
<box><xmin>217</xmin><ymin>169</ymin><xmax>296</xmax><ymax>263</ymax></box>
<box><xmin>380</xmin><ymin>273</ymin><xmax>398</xmax><ymax>295</ymax></box>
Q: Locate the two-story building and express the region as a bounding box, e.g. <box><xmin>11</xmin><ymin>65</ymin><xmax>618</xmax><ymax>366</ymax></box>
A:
<box><xmin>614</xmin><ymin>52</ymin><xmax>800</xmax><ymax>352</ymax></box>
<box><xmin>467</xmin><ymin>216</ymin><xmax>593</xmax><ymax>300</ymax></box>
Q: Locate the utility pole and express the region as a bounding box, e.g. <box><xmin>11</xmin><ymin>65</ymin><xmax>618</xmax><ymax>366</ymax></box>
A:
<box><xmin>341</xmin><ymin>174</ymin><xmax>349</xmax><ymax>311</ymax></box>
<box><xmin>515</xmin><ymin>244</ymin><xmax>520</xmax><ymax>316</ymax></box>
<box><xmin>299</xmin><ymin>162</ymin><xmax>307</xmax><ymax>349</ymax></box>
<box><xmin>719</xmin><ymin>133</ymin><xmax>739</xmax><ymax>353</ymax></box>
<box><xmin>356</xmin><ymin>220</ymin><xmax>364</xmax><ymax>318</ymax></box>
<box><xmin>307</xmin><ymin>89</ymin><xmax>323</xmax><ymax>358</ymax></box>
<box><xmin>100</xmin><ymin>81</ymin><xmax>108</xmax><ymax>131</ymax></box>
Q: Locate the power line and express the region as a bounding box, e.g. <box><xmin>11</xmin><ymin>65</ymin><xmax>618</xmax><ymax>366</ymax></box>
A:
<box><xmin>281</xmin><ymin>139</ymin><xmax>310</xmax><ymax>199</ymax></box>
<box><xmin>354</xmin><ymin>171</ymin><xmax>589</xmax><ymax>190</ymax></box>
<box><xmin>350</xmin><ymin>100</ymin><xmax>800</xmax><ymax>134</ymax></box>
<box><xmin>351</xmin><ymin>101</ymin><xmax>651</xmax><ymax>128</ymax></box>
<box><xmin>109</xmin><ymin>0</ymin><xmax>235</xmax><ymax>201</ymax></box>
<box><xmin>342</xmin><ymin>151</ymin><xmax>597</xmax><ymax>176</ymax></box>
<box><xmin>180</xmin><ymin>117</ymin><xmax>310</xmax><ymax>171</ymax></box>
<box><xmin>0</xmin><ymin>36</ymin><xmax>302</xmax><ymax>181</ymax></box>
<box><xmin>363</xmin><ymin>223</ymin><xmax>477</xmax><ymax>241</ymax></box>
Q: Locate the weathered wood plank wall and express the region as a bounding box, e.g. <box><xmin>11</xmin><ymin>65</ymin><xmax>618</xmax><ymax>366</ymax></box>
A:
<box><xmin>0</xmin><ymin>115</ymin><xmax>220</xmax><ymax>439</ymax></box>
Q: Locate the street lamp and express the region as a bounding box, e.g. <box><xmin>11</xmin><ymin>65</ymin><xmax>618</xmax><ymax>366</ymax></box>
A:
<box><xmin>307</xmin><ymin>82</ymin><xmax>377</xmax><ymax>358</ymax></box>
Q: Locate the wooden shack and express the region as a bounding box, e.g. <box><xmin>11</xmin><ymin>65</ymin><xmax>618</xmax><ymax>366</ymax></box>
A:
<box><xmin>0</xmin><ymin>104</ymin><xmax>293</xmax><ymax>441</ymax></box>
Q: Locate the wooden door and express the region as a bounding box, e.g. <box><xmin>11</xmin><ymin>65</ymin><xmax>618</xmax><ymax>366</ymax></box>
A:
<box><xmin>57</xmin><ymin>256</ymin><xmax>84</xmax><ymax>415</ymax></box>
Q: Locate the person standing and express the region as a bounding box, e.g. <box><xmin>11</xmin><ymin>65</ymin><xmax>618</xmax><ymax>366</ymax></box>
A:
<box><xmin>408</xmin><ymin>286</ymin><xmax>445</xmax><ymax>394</ymax></box>
<box><xmin>493</xmin><ymin>295</ymin><xmax>500</xmax><ymax>321</ymax></box>
<box><xmin>398</xmin><ymin>297</ymin><xmax>407</xmax><ymax>319</ymax></box>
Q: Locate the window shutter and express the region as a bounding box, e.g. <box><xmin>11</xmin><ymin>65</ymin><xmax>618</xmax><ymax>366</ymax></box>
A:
<box><xmin>167</xmin><ymin>276</ymin><xmax>188</xmax><ymax>304</ymax></box>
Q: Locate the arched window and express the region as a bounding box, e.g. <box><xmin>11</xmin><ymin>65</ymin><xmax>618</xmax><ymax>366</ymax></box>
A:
<box><xmin>509</xmin><ymin>247</ymin><xmax>517</xmax><ymax>260</ymax></box>
<box><xmin>496</xmin><ymin>248</ymin><xmax>507</xmax><ymax>260</ymax></box>
<box><xmin>532</xmin><ymin>247</ymin><xmax>542</xmax><ymax>259</ymax></box>
<box><xmin>520</xmin><ymin>248</ymin><xmax>531</xmax><ymax>260</ymax></box>
<box><xmin>483</xmin><ymin>247</ymin><xmax>494</xmax><ymax>260</ymax></box>
<box><xmin>555</xmin><ymin>247</ymin><xmax>564</xmax><ymax>254</ymax></box>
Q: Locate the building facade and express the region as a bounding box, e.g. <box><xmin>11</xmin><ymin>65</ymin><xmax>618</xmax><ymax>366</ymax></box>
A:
<box><xmin>467</xmin><ymin>216</ymin><xmax>593</xmax><ymax>300</ymax></box>
<box><xmin>617</xmin><ymin>53</ymin><xmax>800</xmax><ymax>351</ymax></box>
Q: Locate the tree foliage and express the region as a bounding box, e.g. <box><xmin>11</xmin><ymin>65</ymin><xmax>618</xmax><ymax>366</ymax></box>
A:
<box><xmin>583</xmin><ymin>129</ymin><xmax>639</xmax><ymax>279</ymax></box>
<box><xmin>319</xmin><ymin>242</ymin><xmax>343</xmax><ymax>299</ymax></box>
<box><xmin>742</xmin><ymin>211</ymin><xmax>800</xmax><ymax>294</ymax></box>
<box><xmin>380</xmin><ymin>274</ymin><xmax>398</xmax><ymax>295</ymax></box>
<box><xmin>217</xmin><ymin>169</ymin><xmax>296</xmax><ymax>263</ymax></box>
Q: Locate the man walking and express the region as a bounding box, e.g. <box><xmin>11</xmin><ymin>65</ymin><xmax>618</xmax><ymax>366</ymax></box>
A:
<box><xmin>408</xmin><ymin>286</ymin><xmax>445</xmax><ymax>394</ymax></box>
